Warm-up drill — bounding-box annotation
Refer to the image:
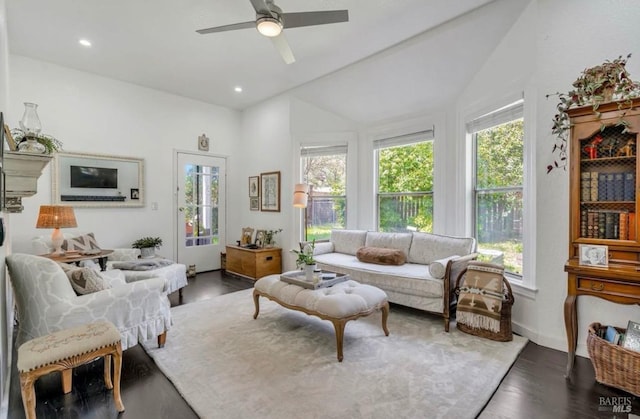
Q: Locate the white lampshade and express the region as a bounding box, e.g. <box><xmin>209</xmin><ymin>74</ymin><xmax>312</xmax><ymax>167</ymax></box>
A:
<box><xmin>293</xmin><ymin>183</ymin><xmax>309</xmax><ymax>208</ymax></box>
<box><xmin>256</xmin><ymin>17</ymin><xmax>283</xmax><ymax>37</ymax></box>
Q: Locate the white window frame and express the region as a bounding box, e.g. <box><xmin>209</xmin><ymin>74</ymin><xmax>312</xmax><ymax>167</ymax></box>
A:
<box><xmin>373</xmin><ymin>128</ymin><xmax>435</xmax><ymax>232</ymax></box>
<box><xmin>465</xmin><ymin>95</ymin><xmax>537</xmax><ymax>297</ymax></box>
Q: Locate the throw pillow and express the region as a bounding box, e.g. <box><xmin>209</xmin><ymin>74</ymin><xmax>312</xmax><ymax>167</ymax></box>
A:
<box><xmin>356</xmin><ymin>246</ymin><xmax>406</xmax><ymax>265</ymax></box>
<box><xmin>64</xmin><ymin>267</ymin><xmax>111</xmax><ymax>295</ymax></box>
<box><xmin>428</xmin><ymin>255</ymin><xmax>460</xmax><ymax>279</ymax></box>
<box><xmin>62</xmin><ymin>233</ymin><xmax>101</xmax><ymax>252</ymax></box>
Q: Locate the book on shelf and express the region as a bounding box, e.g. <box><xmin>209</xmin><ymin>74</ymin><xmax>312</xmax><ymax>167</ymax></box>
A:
<box><xmin>580</xmin><ymin>210</ymin><xmax>587</xmax><ymax>237</ymax></box>
<box><xmin>598</xmin><ymin>173</ymin><xmax>607</xmax><ymax>201</ymax></box>
<box><xmin>598</xmin><ymin>212</ymin><xmax>606</xmax><ymax>238</ymax></box>
<box><xmin>620</xmin><ymin>212</ymin><xmax>629</xmax><ymax>240</ymax></box>
<box><xmin>631</xmin><ymin>212</ymin><xmax>637</xmax><ymax>241</ymax></box>
<box><xmin>606</xmin><ymin>173</ymin><xmax>615</xmax><ymax>201</ymax></box>
<box><xmin>581</xmin><ymin>172</ymin><xmax>591</xmax><ymax>202</ymax></box>
<box><xmin>590</xmin><ymin>171</ymin><xmax>599</xmax><ymax>201</ymax></box>
<box><xmin>622</xmin><ymin>320</ymin><xmax>640</xmax><ymax>352</ymax></box>
<box><xmin>614</xmin><ymin>172</ymin><xmax>625</xmax><ymax>201</ymax></box>
<box><xmin>624</xmin><ymin>172</ymin><xmax>635</xmax><ymax>201</ymax></box>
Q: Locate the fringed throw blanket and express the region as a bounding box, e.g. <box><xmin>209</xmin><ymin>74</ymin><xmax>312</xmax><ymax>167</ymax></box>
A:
<box><xmin>457</xmin><ymin>262</ymin><xmax>505</xmax><ymax>333</ymax></box>
<box><xmin>112</xmin><ymin>259</ymin><xmax>174</xmax><ymax>271</ymax></box>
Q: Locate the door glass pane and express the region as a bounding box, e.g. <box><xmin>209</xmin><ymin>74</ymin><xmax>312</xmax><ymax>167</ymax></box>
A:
<box><xmin>183</xmin><ymin>164</ymin><xmax>219</xmax><ymax>247</ymax></box>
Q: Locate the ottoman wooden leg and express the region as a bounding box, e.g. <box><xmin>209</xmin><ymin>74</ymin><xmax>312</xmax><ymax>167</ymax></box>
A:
<box><xmin>253</xmin><ymin>290</ymin><xmax>261</xmax><ymax>319</ymax></box>
<box><xmin>112</xmin><ymin>344</ymin><xmax>125</xmax><ymax>412</ymax></box>
<box><xmin>61</xmin><ymin>369</ymin><xmax>72</xmax><ymax>394</ymax></box>
<box><xmin>381</xmin><ymin>302</ymin><xmax>390</xmax><ymax>336</ymax></box>
<box><xmin>104</xmin><ymin>355</ymin><xmax>113</xmax><ymax>390</ymax></box>
<box><xmin>331</xmin><ymin>319</ymin><xmax>347</xmax><ymax>362</ymax></box>
<box><xmin>19</xmin><ymin>373</ymin><xmax>36</xmax><ymax>419</ymax></box>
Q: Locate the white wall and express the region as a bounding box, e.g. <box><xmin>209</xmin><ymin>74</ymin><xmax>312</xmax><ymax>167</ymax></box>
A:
<box><xmin>8</xmin><ymin>55</ymin><xmax>241</xmax><ymax>258</ymax></box>
<box><xmin>534</xmin><ymin>0</ymin><xmax>640</xmax><ymax>356</ymax></box>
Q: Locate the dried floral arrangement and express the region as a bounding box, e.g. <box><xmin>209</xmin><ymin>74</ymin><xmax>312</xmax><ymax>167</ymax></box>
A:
<box><xmin>546</xmin><ymin>54</ymin><xmax>640</xmax><ymax>173</ymax></box>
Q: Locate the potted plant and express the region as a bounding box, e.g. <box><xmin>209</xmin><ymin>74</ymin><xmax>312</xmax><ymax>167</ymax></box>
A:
<box><xmin>264</xmin><ymin>228</ymin><xmax>283</xmax><ymax>247</ymax></box>
<box><xmin>547</xmin><ymin>54</ymin><xmax>640</xmax><ymax>173</ymax></box>
<box><xmin>291</xmin><ymin>240</ymin><xmax>316</xmax><ymax>280</ymax></box>
<box><xmin>131</xmin><ymin>236</ymin><xmax>163</xmax><ymax>259</ymax></box>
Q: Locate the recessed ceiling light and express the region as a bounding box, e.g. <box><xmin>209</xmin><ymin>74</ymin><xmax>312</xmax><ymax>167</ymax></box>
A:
<box><xmin>234</xmin><ymin>86</ymin><xmax>243</xmax><ymax>93</ymax></box>
<box><xmin>78</xmin><ymin>39</ymin><xmax>92</xmax><ymax>47</ymax></box>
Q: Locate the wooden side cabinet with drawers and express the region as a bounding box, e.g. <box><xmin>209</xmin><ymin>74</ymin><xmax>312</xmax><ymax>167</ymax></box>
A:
<box><xmin>225</xmin><ymin>245</ymin><xmax>282</xmax><ymax>280</ymax></box>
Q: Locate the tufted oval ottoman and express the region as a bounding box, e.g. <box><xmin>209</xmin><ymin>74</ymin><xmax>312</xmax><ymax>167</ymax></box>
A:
<box><xmin>254</xmin><ymin>274</ymin><xmax>389</xmax><ymax>361</ymax></box>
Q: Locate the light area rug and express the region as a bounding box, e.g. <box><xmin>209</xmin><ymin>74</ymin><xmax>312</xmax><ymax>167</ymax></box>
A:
<box><xmin>142</xmin><ymin>288</ymin><xmax>527</xmax><ymax>419</ymax></box>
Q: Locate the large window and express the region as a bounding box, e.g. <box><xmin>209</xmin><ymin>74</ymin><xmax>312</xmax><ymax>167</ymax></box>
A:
<box><xmin>375</xmin><ymin>129</ymin><xmax>434</xmax><ymax>232</ymax></box>
<box><xmin>468</xmin><ymin>101</ymin><xmax>524</xmax><ymax>276</ymax></box>
<box><xmin>300</xmin><ymin>144</ymin><xmax>347</xmax><ymax>241</ymax></box>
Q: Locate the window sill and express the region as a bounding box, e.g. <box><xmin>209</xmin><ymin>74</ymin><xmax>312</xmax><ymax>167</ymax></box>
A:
<box><xmin>505</xmin><ymin>274</ymin><xmax>537</xmax><ymax>300</ymax></box>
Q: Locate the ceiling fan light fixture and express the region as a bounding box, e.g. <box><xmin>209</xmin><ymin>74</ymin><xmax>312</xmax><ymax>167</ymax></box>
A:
<box><xmin>256</xmin><ymin>16</ymin><xmax>282</xmax><ymax>37</ymax></box>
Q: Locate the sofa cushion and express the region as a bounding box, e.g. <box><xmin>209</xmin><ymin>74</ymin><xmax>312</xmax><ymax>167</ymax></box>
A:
<box><xmin>331</xmin><ymin>230</ymin><xmax>368</xmax><ymax>255</ymax></box>
<box><xmin>356</xmin><ymin>246</ymin><xmax>406</xmax><ymax>265</ymax></box>
<box><xmin>408</xmin><ymin>232</ymin><xmax>475</xmax><ymax>264</ymax></box>
<box><xmin>364</xmin><ymin>232</ymin><xmax>413</xmax><ymax>256</ymax></box>
<box><xmin>62</xmin><ymin>233</ymin><xmax>101</xmax><ymax>252</ymax></box>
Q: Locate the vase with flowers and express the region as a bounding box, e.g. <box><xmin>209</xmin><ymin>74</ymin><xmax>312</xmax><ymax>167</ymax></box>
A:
<box><xmin>547</xmin><ymin>54</ymin><xmax>640</xmax><ymax>173</ymax></box>
<box><xmin>264</xmin><ymin>228</ymin><xmax>283</xmax><ymax>248</ymax></box>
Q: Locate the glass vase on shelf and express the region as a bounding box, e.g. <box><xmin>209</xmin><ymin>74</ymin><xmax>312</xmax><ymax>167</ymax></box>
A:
<box><xmin>18</xmin><ymin>102</ymin><xmax>45</xmax><ymax>153</ymax></box>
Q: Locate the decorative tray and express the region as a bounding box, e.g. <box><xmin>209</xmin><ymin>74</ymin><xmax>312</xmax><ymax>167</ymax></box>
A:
<box><xmin>280</xmin><ymin>271</ymin><xmax>349</xmax><ymax>290</ymax></box>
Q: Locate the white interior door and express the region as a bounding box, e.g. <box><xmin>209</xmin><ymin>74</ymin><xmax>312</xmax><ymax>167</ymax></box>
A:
<box><xmin>176</xmin><ymin>152</ymin><xmax>226</xmax><ymax>272</ymax></box>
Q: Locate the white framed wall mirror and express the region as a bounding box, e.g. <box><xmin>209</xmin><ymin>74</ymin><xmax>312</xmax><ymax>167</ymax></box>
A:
<box><xmin>52</xmin><ymin>152</ymin><xmax>144</xmax><ymax>208</ymax></box>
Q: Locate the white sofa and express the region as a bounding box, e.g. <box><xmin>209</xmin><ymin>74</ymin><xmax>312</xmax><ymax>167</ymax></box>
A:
<box><xmin>312</xmin><ymin>229</ymin><xmax>477</xmax><ymax>331</ymax></box>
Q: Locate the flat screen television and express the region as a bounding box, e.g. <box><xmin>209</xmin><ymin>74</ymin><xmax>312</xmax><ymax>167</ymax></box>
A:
<box><xmin>70</xmin><ymin>165</ymin><xmax>118</xmax><ymax>189</ymax></box>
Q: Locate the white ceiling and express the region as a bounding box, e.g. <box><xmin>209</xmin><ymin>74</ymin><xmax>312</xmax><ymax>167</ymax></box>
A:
<box><xmin>6</xmin><ymin>0</ymin><xmax>530</xmax><ymax>124</ymax></box>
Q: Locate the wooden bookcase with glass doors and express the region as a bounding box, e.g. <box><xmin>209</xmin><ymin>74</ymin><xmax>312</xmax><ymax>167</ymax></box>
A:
<box><xmin>567</xmin><ymin>99</ymin><xmax>640</xmax><ymax>265</ymax></box>
<box><xmin>563</xmin><ymin>98</ymin><xmax>640</xmax><ymax>376</ymax></box>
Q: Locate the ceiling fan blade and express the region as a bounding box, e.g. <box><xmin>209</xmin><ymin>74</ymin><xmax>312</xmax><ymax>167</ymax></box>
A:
<box><xmin>196</xmin><ymin>21</ymin><xmax>255</xmax><ymax>34</ymax></box>
<box><xmin>271</xmin><ymin>34</ymin><xmax>295</xmax><ymax>64</ymax></box>
<box><xmin>281</xmin><ymin>10</ymin><xmax>348</xmax><ymax>29</ymax></box>
<box><xmin>249</xmin><ymin>0</ymin><xmax>274</xmax><ymax>17</ymax></box>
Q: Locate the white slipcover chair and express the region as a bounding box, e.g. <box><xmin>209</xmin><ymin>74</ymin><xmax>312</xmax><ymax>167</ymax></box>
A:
<box><xmin>6</xmin><ymin>253</ymin><xmax>171</xmax><ymax>350</ymax></box>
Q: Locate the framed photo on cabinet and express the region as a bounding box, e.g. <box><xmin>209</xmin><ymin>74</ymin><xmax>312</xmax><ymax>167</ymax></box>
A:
<box><xmin>579</xmin><ymin>244</ymin><xmax>608</xmax><ymax>267</ymax></box>
<box><xmin>260</xmin><ymin>171</ymin><xmax>280</xmax><ymax>212</ymax></box>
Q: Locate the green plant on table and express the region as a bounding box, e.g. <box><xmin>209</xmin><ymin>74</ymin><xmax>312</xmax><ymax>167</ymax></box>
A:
<box><xmin>131</xmin><ymin>237</ymin><xmax>163</xmax><ymax>249</ymax></box>
<box><xmin>291</xmin><ymin>239</ymin><xmax>316</xmax><ymax>268</ymax></box>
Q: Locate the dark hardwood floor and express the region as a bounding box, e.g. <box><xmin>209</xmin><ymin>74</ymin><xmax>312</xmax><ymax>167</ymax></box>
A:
<box><xmin>7</xmin><ymin>270</ymin><xmax>639</xmax><ymax>418</ymax></box>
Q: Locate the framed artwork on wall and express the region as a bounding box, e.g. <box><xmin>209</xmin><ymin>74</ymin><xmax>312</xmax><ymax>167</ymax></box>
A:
<box><xmin>249</xmin><ymin>176</ymin><xmax>259</xmax><ymax>197</ymax></box>
<box><xmin>249</xmin><ymin>197</ymin><xmax>259</xmax><ymax>211</ymax></box>
<box><xmin>260</xmin><ymin>171</ymin><xmax>280</xmax><ymax>212</ymax></box>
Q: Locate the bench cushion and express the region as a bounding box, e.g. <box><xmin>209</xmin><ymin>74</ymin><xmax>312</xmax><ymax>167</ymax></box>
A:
<box><xmin>18</xmin><ymin>321</ymin><xmax>121</xmax><ymax>372</ymax></box>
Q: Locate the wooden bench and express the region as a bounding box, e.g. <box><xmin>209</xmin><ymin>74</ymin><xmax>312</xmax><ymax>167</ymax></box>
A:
<box><xmin>17</xmin><ymin>321</ymin><xmax>125</xmax><ymax>418</ymax></box>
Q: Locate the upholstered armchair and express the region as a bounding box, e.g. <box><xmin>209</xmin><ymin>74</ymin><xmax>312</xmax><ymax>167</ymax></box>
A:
<box><xmin>32</xmin><ymin>234</ymin><xmax>188</xmax><ymax>295</ymax></box>
<box><xmin>6</xmin><ymin>253</ymin><xmax>171</xmax><ymax>350</ymax></box>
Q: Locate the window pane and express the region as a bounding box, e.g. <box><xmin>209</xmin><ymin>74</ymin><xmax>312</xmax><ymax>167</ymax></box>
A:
<box><xmin>476</xmin><ymin>120</ymin><xmax>523</xmax><ymax>189</ymax></box>
<box><xmin>183</xmin><ymin>164</ymin><xmax>219</xmax><ymax>247</ymax></box>
<box><xmin>378</xmin><ymin>193</ymin><xmax>433</xmax><ymax>232</ymax></box>
<box><xmin>476</xmin><ymin>190</ymin><xmax>523</xmax><ymax>275</ymax></box>
<box><xmin>302</xmin><ymin>153</ymin><xmax>347</xmax><ymax>240</ymax></box>
<box><xmin>377</xmin><ymin>141</ymin><xmax>433</xmax><ymax>232</ymax></box>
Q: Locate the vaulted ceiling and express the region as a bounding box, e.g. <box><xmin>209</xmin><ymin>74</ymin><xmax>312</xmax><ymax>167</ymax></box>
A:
<box><xmin>7</xmin><ymin>0</ymin><xmax>530</xmax><ymax>124</ymax></box>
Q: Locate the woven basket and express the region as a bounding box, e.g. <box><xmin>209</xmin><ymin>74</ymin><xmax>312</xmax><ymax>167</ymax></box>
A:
<box><xmin>587</xmin><ymin>322</ymin><xmax>640</xmax><ymax>396</ymax></box>
<box><xmin>454</xmin><ymin>266</ymin><xmax>514</xmax><ymax>342</ymax></box>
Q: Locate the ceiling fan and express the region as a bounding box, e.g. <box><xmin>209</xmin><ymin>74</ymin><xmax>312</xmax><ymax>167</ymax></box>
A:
<box><xmin>196</xmin><ymin>0</ymin><xmax>349</xmax><ymax>64</ymax></box>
